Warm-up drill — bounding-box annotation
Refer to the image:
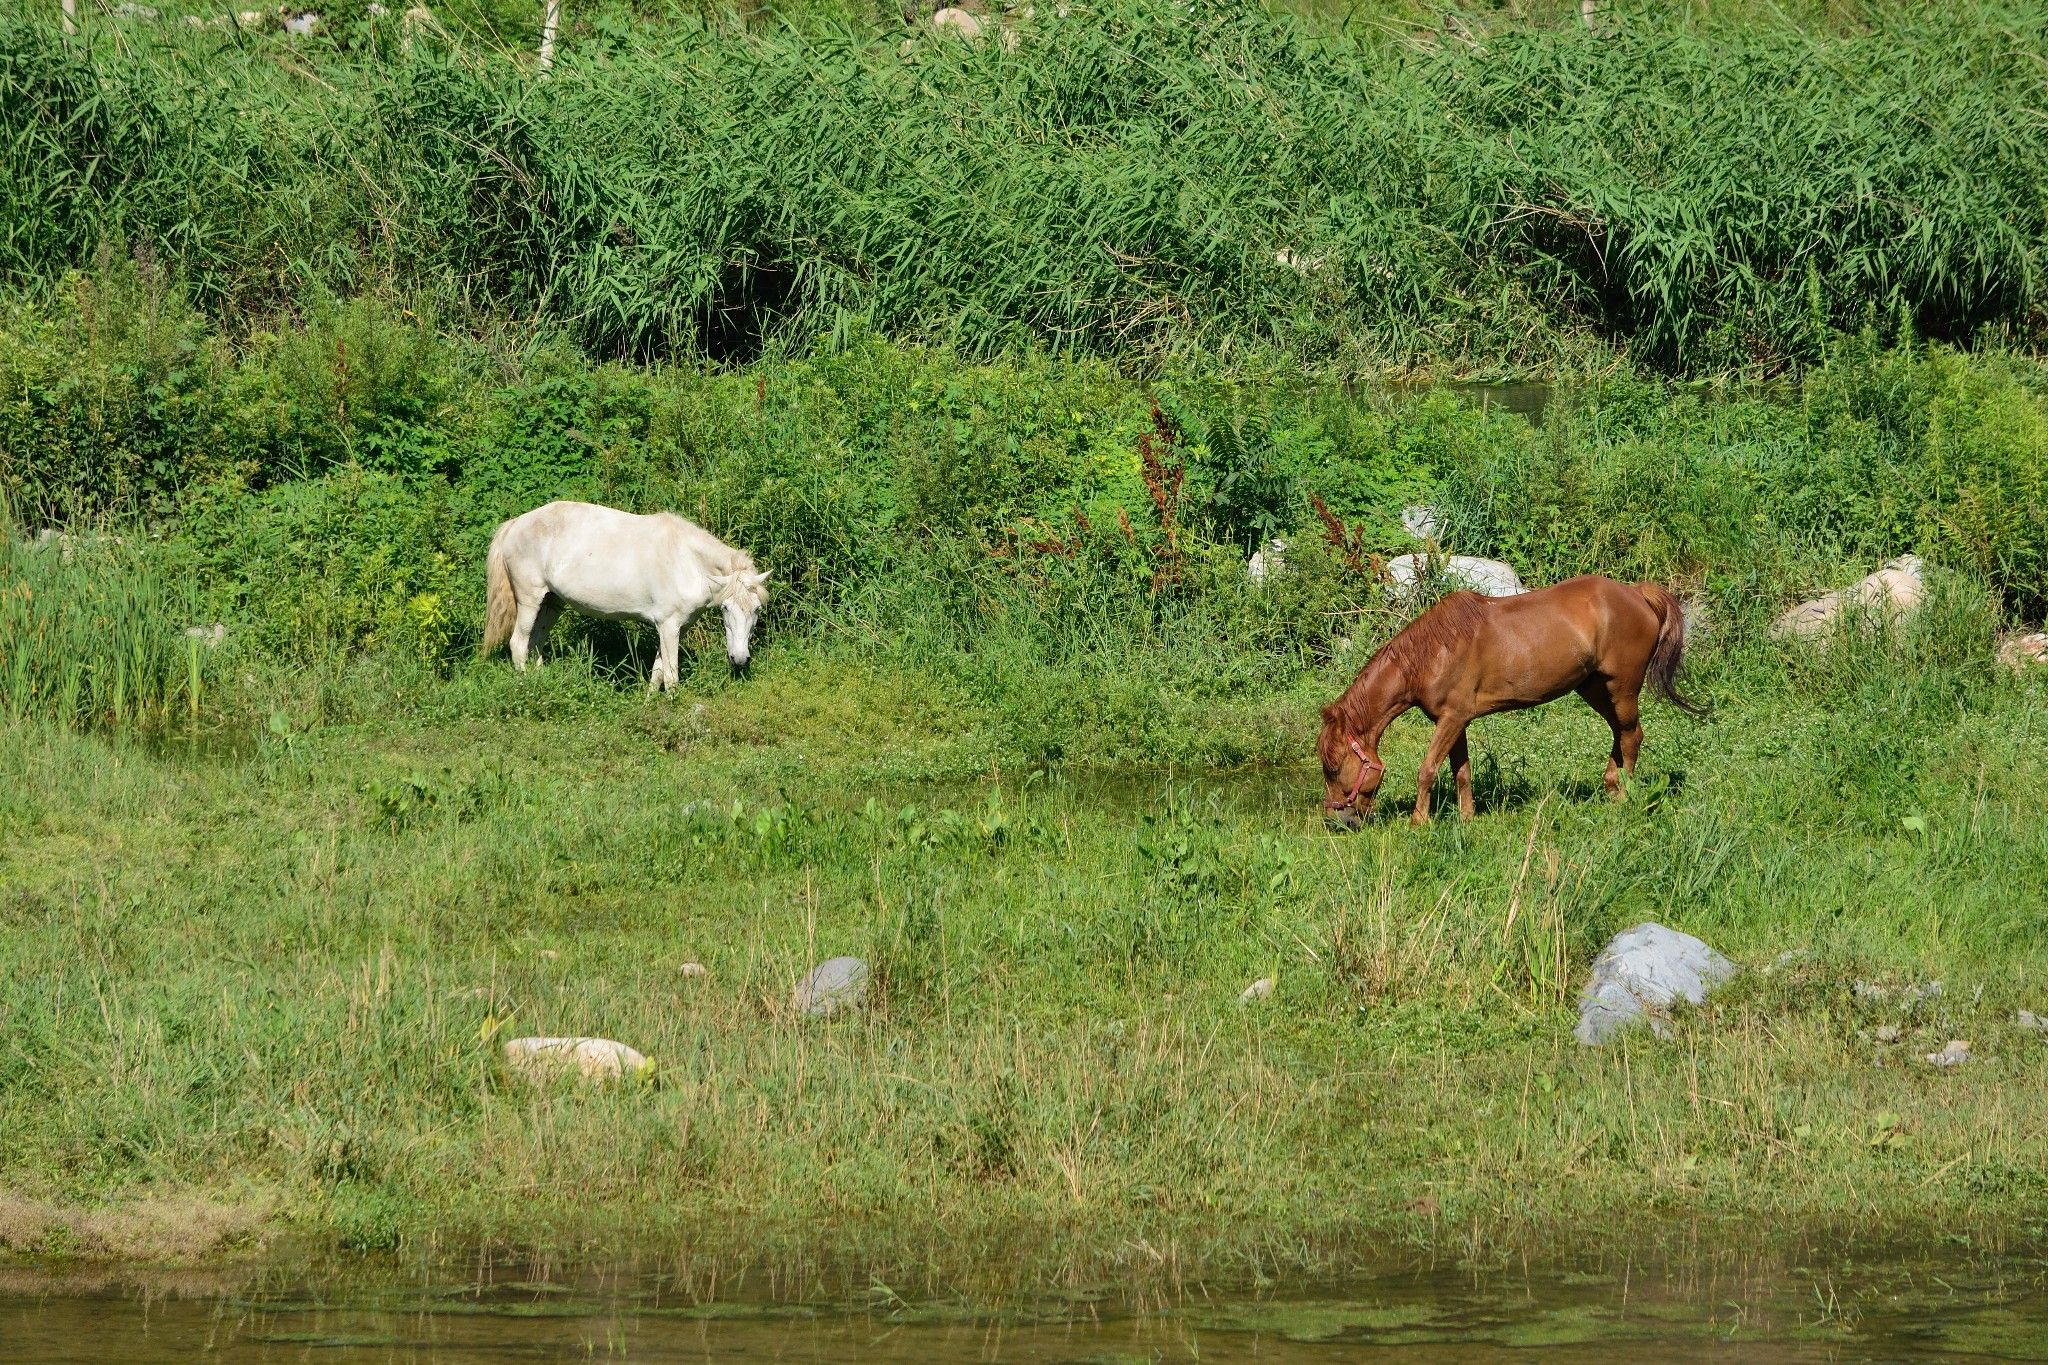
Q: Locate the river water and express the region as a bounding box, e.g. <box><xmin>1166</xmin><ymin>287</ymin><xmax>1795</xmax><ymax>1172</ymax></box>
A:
<box><xmin>6</xmin><ymin>1244</ymin><xmax>2046</xmax><ymax>1362</ymax></box>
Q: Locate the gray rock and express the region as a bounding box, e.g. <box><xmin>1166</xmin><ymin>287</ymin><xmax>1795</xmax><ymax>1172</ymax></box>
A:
<box><xmin>2016</xmin><ymin>1009</ymin><xmax>2047</xmax><ymax>1032</ymax></box>
<box><xmin>184</xmin><ymin>623</ymin><xmax>226</xmax><ymax>648</ymax></box>
<box><xmin>678</xmin><ymin>961</ymin><xmax>707</xmax><ymax>979</ymax></box>
<box><xmin>1873</xmin><ymin>1024</ymin><xmax>1902</xmax><ymax>1044</ymax></box>
<box><xmin>1574</xmin><ymin>922</ymin><xmax>1737</xmax><ymax>1046</ymax></box>
<box><xmin>1240</xmin><ymin>977</ymin><xmax>1274</xmax><ymax>1003</ymax></box>
<box><xmin>1923</xmin><ymin>1039</ymin><xmax>1971</xmax><ymax>1068</ymax></box>
<box><xmin>793</xmin><ymin>955</ymin><xmax>869</xmax><ymax>1018</ymax></box>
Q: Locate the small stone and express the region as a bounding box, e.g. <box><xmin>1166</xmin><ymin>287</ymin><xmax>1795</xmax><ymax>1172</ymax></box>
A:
<box><xmin>1902</xmin><ymin>980</ymin><xmax>1943</xmax><ymax>1004</ymax></box>
<box><xmin>1401</xmin><ymin>505</ymin><xmax>1442</xmax><ymax>543</ymax></box>
<box><xmin>1874</xmin><ymin>1025</ymin><xmax>1902</xmax><ymax>1044</ymax></box>
<box><xmin>1852</xmin><ymin>979</ymin><xmax>1887</xmax><ymax>1001</ymax></box>
<box><xmin>2016</xmin><ymin>1010</ymin><xmax>2047</xmax><ymax>1032</ymax></box>
<box><xmin>1923</xmin><ymin>1039</ymin><xmax>1971</xmax><ymax>1068</ymax></box>
<box><xmin>678</xmin><ymin>961</ymin><xmax>707</xmax><ymax>979</ymax></box>
<box><xmin>537</xmin><ymin>949</ymin><xmax>559</xmax><ymax>962</ymax></box>
<box><xmin>502</xmin><ymin>1036</ymin><xmax>650</xmax><ymax>1082</ymax></box>
<box><xmin>792</xmin><ymin>956</ymin><xmax>869</xmax><ymax>1019</ymax></box>
<box><xmin>1240</xmin><ymin>977</ymin><xmax>1274</xmax><ymax>1003</ymax></box>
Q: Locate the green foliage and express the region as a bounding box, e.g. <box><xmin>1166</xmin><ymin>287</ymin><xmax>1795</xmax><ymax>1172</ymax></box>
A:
<box><xmin>0</xmin><ymin>526</ymin><xmax>209</xmax><ymax>732</ymax></box>
<box><xmin>4</xmin><ymin>3</ymin><xmax>2046</xmax><ymax>373</ymax></box>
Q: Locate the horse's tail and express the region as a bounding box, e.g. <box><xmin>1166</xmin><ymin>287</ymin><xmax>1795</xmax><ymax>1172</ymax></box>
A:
<box><xmin>1637</xmin><ymin>582</ymin><xmax>1708</xmax><ymax>717</ymax></box>
<box><xmin>482</xmin><ymin>522</ymin><xmax>516</xmax><ymax>657</ymax></box>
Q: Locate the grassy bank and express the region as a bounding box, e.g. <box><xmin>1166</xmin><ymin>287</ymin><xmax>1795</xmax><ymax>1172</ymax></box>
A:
<box><xmin>2</xmin><ymin>611</ymin><xmax>2047</xmax><ymax>1282</ymax></box>
<box><xmin>6</xmin><ymin>1</ymin><xmax>2047</xmax><ymax>374</ymax></box>
<box><xmin>3</xmin><ymin>289</ymin><xmax>2048</xmax><ymax>1279</ymax></box>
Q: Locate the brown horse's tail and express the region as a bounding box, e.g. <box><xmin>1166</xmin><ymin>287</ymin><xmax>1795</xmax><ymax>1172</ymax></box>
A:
<box><xmin>1638</xmin><ymin>582</ymin><xmax>1708</xmax><ymax>717</ymax></box>
<box><xmin>482</xmin><ymin>522</ymin><xmax>516</xmax><ymax>657</ymax></box>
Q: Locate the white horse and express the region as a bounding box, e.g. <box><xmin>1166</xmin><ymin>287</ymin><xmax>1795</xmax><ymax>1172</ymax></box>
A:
<box><xmin>483</xmin><ymin>501</ymin><xmax>769</xmax><ymax>691</ymax></box>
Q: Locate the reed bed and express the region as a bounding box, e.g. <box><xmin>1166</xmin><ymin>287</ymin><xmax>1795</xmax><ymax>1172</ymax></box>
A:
<box><xmin>4</xmin><ymin>1</ymin><xmax>2045</xmax><ymax>373</ymax></box>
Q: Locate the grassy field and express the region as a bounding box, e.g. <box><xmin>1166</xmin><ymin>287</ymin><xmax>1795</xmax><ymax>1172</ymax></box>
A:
<box><xmin>3</xmin><ymin>292</ymin><xmax>2048</xmax><ymax>1281</ymax></box>
<box><xmin>2</xmin><ymin>594</ymin><xmax>2047</xmax><ymax>1283</ymax></box>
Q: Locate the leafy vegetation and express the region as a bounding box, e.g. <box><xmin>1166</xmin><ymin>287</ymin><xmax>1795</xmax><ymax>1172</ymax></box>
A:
<box><xmin>4</xmin><ymin>1</ymin><xmax>2046</xmax><ymax>374</ymax></box>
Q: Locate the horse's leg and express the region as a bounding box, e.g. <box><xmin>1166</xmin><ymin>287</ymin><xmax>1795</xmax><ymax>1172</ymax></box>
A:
<box><xmin>529</xmin><ymin>596</ymin><xmax>561</xmax><ymax>667</ymax></box>
<box><xmin>1450</xmin><ymin>730</ymin><xmax>1475</xmax><ymax>822</ymax></box>
<box><xmin>1614</xmin><ymin>686</ymin><xmax>1644</xmax><ymax>781</ymax></box>
<box><xmin>510</xmin><ymin>592</ymin><xmax>542</xmax><ymax>673</ymax></box>
<box><xmin>1578</xmin><ymin>680</ymin><xmax>1640</xmax><ymax>799</ymax></box>
<box><xmin>652</xmin><ymin>616</ymin><xmax>682</xmax><ymax>694</ymax></box>
<box><xmin>1412</xmin><ymin>717</ymin><xmax>1466</xmax><ymax>826</ymax></box>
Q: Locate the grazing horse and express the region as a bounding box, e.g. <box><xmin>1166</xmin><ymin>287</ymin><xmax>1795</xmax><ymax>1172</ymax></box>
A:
<box><xmin>1318</xmin><ymin>576</ymin><xmax>1704</xmax><ymax>827</ymax></box>
<box><xmin>482</xmin><ymin>501</ymin><xmax>769</xmax><ymax>692</ymax></box>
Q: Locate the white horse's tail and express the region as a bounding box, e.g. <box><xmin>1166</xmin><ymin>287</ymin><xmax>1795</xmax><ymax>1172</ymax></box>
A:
<box><xmin>482</xmin><ymin>523</ymin><xmax>516</xmax><ymax>656</ymax></box>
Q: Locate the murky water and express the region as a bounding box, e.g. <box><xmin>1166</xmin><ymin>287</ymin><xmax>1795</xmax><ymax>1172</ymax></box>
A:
<box><xmin>7</xmin><ymin>1247</ymin><xmax>2046</xmax><ymax>1362</ymax></box>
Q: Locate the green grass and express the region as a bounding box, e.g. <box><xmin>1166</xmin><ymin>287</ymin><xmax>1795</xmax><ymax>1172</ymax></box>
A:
<box><xmin>3</xmin><ymin>283</ymin><xmax>2047</xmax><ymax>1282</ymax></box>
<box><xmin>5</xmin><ymin>0</ymin><xmax>2046</xmax><ymax>374</ymax></box>
<box><xmin>2</xmin><ymin>563</ymin><xmax>2046</xmax><ymax>1280</ymax></box>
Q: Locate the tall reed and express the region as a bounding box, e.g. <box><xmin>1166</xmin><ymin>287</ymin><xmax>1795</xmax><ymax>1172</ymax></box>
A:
<box><xmin>3</xmin><ymin>2</ymin><xmax>2044</xmax><ymax>373</ymax></box>
<box><xmin>0</xmin><ymin>529</ymin><xmax>206</xmax><ymax>731</ymax></box>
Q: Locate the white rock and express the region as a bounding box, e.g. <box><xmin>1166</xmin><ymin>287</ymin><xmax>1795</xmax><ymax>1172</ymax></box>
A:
<box><xmin>1245</xmin><ymin>537</ymin><xmax>1287</xmax><ymax>583</ymax></box>
<box><xmin>1400</xmin><ymin>505</ymin><xmax>1442</xmax><ymax>542</ymax></box>
<box><xmin>1772</xmin><ymin>556</ymin><xmax>1925</xmax><ymax>639</ymax></box>
<box><xmin>183</xmin><ymin>623</ymin><xmax>227</xmax><ymax>648</ymax></box>
<box><xmin>678</xmin><ymin>961</ymin><xmax>708</xmax><ymax>979</ymax></box>
<box><xmin>502</xmin><ymin>1036</ymin><xmax>650</xmax><ymax>1082</ymax></box>
<box><xmin>1923</xmin><ymin>1039</ymin><xmax>1971</xmax><ymax>1068</ymax></box>
<box><xmin>1240</xmin><ymin>977</ymin><xmax>1274</xmax><ymax>1003</ymax></box>
<box><xmin>2016</xmin><ymin>1009</ymin><xmax>2047</xmax><ymax>1032</ymax></box>
<box><xmin>1873</xmin><ymin>1024</ymin><xmax>1902</xmax><ymax>1044</ymax></box>
<box><xmin>931</xmin><ymin>6</ymin><xmax>984</xmax><ymax>38</ymax></box>
<box><xmin>1385</xmin><ymin>553</ymin><xmax>1525</xmax><ymax>598</ymax></box>
<box><xmin>281</xmin><ymin>9</ymin><xmax>320</xmax><ymax>35</ymax></box>
<box><xmin>237</xmin><ymin>8</ymin><xmax>266</xmax><ymax>22</ymax></box>
<box><xmin>793</xmin><ymin>956</ymin><xmax>869</xmax><ymax>1018</ymax></box>
<box><xmin>1274</xmin><ymin>247</ymin><xmax>1325</xmax><ymax>276</ymax></box>
<box><xmin>1997</xmin><ymin>633</ymin><xmax>2048</xmax><ymax>671</ymax></box>
<box><xmin>1574</xmin><ymin>922</ymin><xmax>1737</xmax><ymax>1046</ymax></box>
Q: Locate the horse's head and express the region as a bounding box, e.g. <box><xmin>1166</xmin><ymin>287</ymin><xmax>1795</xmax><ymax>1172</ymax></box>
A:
<box><xmin>718</xmin><ymin>564</ymin><xmax>770</xmax><ymax>669</ymax></box>
<box><xmin>1317</xmin><ymin>703</ymin><xmax>1383</xmax><ymax>831</ymax></box>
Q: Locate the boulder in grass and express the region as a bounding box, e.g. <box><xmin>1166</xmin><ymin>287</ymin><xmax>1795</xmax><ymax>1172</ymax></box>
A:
<box><xmin>1771</xmin><ymin>556</ymin><xmax>1925</xmax><ymax>639</ymax></box>
<box><xmin>1997</xmin><ymin>633</ymin><xmax>2048</xmax><ymax>671</ymax></box>
<box><xmin>931</xmin><ymin>6</ymin><xmax>985</xmax><ymax>38</ymax></box>
<box><xmin>1575</xmin><ymin>922</ymin><xmax>1737</xmax><ymax>1046</ymax></box>
<box><xmin>793</xmin><ymin>956</ymin><xmax>869</xmax><ymax>1018</ymax></box>
<box><xmin>1385</xmin><ymin>553</ymin><xmax>1525</xmax><ymax>599</ymax></box>
<box><xmin>503</xmin><ymin>1036</ymin><xmax>650</xmax><ymax>1083</ymax></box>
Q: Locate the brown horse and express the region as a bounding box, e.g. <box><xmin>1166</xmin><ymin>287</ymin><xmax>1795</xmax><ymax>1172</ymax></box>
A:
<box><xmin>1318</xmin><ymin>576</ymin><xmax>1704</xmax><ymax>828</ymax></box>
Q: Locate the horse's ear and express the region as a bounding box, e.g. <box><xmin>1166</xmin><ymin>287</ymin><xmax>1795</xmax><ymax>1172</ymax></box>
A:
<box><xmin>754</xmin><ymin>570</ymin><xmax>770</xmax><ymax>583</ymax></box>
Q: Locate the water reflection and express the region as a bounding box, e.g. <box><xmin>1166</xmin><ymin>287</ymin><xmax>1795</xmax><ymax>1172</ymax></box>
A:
<box><xmin>6</xmin><ymin>1244</ymin><xmax>2045</xmax><ymax>1362</ymax></box>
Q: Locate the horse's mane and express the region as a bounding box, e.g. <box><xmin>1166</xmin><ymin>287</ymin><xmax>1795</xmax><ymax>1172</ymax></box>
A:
<box><xmin>1323</xmin><ymin>591</ymin><xmax>1489</xmax><ymax>731</ymax></box>
<box><xmin>654</xmin><ymin>511</ymin><xmax>754</xmax><ymax>576</ymax></box>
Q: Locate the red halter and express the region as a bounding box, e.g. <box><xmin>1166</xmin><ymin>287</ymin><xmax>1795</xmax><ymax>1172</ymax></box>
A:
<box><xmin>1326</xmin><ymin>735</ymin><xmax>1384</xmax><ymax>811</ymax></box>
